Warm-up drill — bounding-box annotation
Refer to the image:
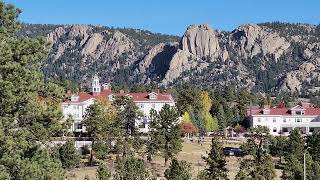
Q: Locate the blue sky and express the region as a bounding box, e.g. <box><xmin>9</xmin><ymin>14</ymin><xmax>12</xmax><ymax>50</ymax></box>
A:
<box><xmin>5</xmin><ymin>0</ymin><xmax>320</xmax><ymax>35</ymax></box>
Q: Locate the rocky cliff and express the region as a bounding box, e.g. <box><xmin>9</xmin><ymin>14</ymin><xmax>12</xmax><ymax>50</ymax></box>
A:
<box><xmin>19</xmin><ymin>22</ymin><xmax>320</xmax><ymax>95</ymax></box>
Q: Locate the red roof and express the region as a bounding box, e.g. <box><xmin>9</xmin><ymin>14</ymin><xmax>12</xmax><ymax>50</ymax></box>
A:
<box><xmin>63</xmin><ymin>90</ymin><xmax>173</xmax><ymax>103</ymax></box>
<box><xmin>115</xmin><ymin>92</ymin><xmax>173</xmax><ymax>102</ymax></box>
<box><xmin>248</xmin><ymin>106</ymin><xmax>320</xmax><ymax>116</ymax></box>
<box><xmin>63</xmin><ymin>89</ymin><xmax>112</xmax><ymax>103</ymax></box>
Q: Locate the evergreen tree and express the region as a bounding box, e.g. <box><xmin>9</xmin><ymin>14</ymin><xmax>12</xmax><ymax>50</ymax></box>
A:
<box><xmin>147</xmin><ymin>104</ymin><xmax>182</xmax><ymax>165</ymax></box>
<box><xmin>164</xmin><ymin>158</ymin><xmax>192</xmax><ymax>180</ymax></box>
<box><xmin>58</xmin><ymin>140</ymin><xmax>81</xmax><ymax>169</ymax></box>
<box><xmin>114</xmin><ymin>156</ymin><xmax>149</xmax><ymax>180</ymax></box>
<box><xmin>285</xmin><ymin>128</ymin><xmax>304</xmax><ymax>159</ymax></box>
<box><xmin>113</xmin><ymin>96</ymin><xmax>144</xmax><ymax>155</ymax></box>
<box><xmin>84</xmin><ymin>98</ymin><xmax>118</xmax><ymax>165</ymax></box>
<box><xmin>199</xmin><ymin>138</ymin><xmax>228</xmax><ymax>179</ymax></box>
<box><xmin>0</xmin><ymin>2</ymin><xmax>65</xmax><ymax>178</ymax></box>
<box><xmin>176</xmin><ymin>83</ymin><xmax>202</xmax><ymax>114</ymax></box>
<box><xmin>97</xmin><ymin>163</ymin><xmax>112</xmax><ymax>180</ymax></box>
<box><xmin>217</xmin><ymin>104</ymin><xmax>226</xmax><ymax>129</ymax></box>
<box><xmin>307</xmin><ymin>131</ymin><xmax>320</xmax><ymax>162</ymax></box>
<box><xmin>269</xmin><ymin>136</ymin><xmax>287</xmax><ymax>163</ymax></box>
<box><xmin>236</xmin><ymin>126</ymin><xmax>275</xmax><ymax>180</ymax></box>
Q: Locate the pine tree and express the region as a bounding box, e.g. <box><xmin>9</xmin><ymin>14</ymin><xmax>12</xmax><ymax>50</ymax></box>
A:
<box><xmin>236</xmin><ymin>126</ymin><xmax>275</xmax><ymax>180</ymax></box>
<box><xmin>84</xmin><ymin>98</ymin><xmax>118</xmax><ymax>165</ymax></box>
<box><xmin>164</xmin><ymin>158</ymin><xmax>191</xmax><ymax>180</ymax></box>
<box><xmin>58</xmin><ymin>140</ymin><xmax>81</xmax><ymax>168</ymax></box>
<box><xmin>114</xmin><ymin>156</ymin><xmax>149</xmax><ymax>180</ymax></box>
<box><xmin>97</xmin><ymin>163</ymin><xmax>111</xmax><ymax>180</ymax></box>
<box><xmin>147</xmin><ymin>104</ymin><xmax>182</xmax><ymax>165</ymax></box>
<box><xmin>0</xmin><ymin>2</ymin><xmax>65</xmax><ymax>178</ymax></box>
<box><xmin>307</xmin><ymin>131</ymin><xmax>320</xmax><ymax>162</ymax></box>
<box><xmin>269</xmin><ymin>136</ymin><xmax>287</xmax><ymax>163</ymax></box>
<box><xmin>199</xmin><ymin>138</ymin><xmax>228</xmax><ymax>179</ymax></box>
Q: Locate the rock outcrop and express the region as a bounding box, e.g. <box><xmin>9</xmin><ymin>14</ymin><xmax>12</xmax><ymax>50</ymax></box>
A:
<box><xmin>231</xmin><ymin>24</ymin><xmax>290</xmax><ymax>59</ymax></box>
<box><xmin>21</xmin><ymin>22</ymin><xmax>320</xmax><ymax>94</ymax></box>
<box><xmin>180</xmin><ymin>24</ymin><xmax>220</xmax><ymax>60</ymax></box>
<box><xmin>81</xmin><ymin>33</ymin><xmax>104</xmax><ymax>56</ymax></box>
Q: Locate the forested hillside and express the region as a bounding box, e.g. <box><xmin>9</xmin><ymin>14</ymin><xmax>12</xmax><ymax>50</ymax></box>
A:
<box><xmin>18</xmin><ymin>22</ymin><xmax>320</xmax><ymax>96</ymax></box>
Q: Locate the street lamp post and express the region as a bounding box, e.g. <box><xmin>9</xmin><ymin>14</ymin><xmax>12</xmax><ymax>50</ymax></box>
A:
<box><xmin>304</xmin><ymin>146</ymin><xmax>310</xmax><ymax>180</ymax></box>
<box><xmin>304</xmin><ymin>151</ymin><xmax>306</xmax><ymax>180</ymax></box>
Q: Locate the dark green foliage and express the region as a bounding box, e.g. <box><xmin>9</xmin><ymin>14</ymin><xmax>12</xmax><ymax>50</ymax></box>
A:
<box><xmin>97</xmin><ymin>163</ymin><xmax>111</xmax><ymax>180</ymax></box>
<box><xmin>269</xmin><ymin>136</ymin><xmax>287</xmax><ymax>163</ymax></box>
<box><xmin>0</xmin><ymin>2</ymin><xmax>66</xmax><ymax>178</ymax></box>
<box><xmin>236</xmin><ymin>126</ymin><xmax>275</xmax><ymax>180</ymax></box>
<box><xmin>147</xmin><ymin>104</ymin><xmax>182</xmax><ymax>165</ymax></box>
<box><xmin>58</xmin><ymin>140</ymin><xmax>81</xmax><ymax>168</ymax></box>
<box><xmin>164</xmin><ymin>159</ymin><xmax>191</xmax><ymax>180</ymax></box>
<box><xmin>285</xmin><ymin>128</ymin><xmax>304</xmax><ymax>159</ymax></box>
<box><xmin>114</xmin><ymin>156</ymin><xmax>149</xmax><ymax>180</ymax></box>
<box><xmin>175</xmin><ymin>83</ymin><xmax>202</xmax><ymax>114</ymax></box>
<box><xmin>307</xmin><ymin>132</ymin><xmax>320</xmax><ymax>162</ymax></box>
<box><xmin>113</xmin><ymin>96</ymin><xmax>142</xmax><ymax>137</ymax></box>
<box><xmin>92</xmin><ymin>141</ymin><xmax>111</xmax><ymax>160</ymax></box>
<box><xmin>199</xmin><ymin>138</ymin><xmax>228</xmax><ymax>179</ymax></box>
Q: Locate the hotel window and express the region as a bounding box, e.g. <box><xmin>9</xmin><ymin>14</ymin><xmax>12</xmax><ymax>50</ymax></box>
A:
<box><xmin>273</xmin><ymin>118</ymin><xmax>276</xmax><ymax>122</ymax></box>
<box><xmin>152</xmin><ymin>103</ymin><xmax>156</xmax><ymax>108</ymax></box>
<box><xmin>283</xmin><ymin>128</ymin><xmax>288</xmax><ymax>132</ymax></box>
<box><xmin>283</xmin><ymin>118</ymin><xmax>286</xmax><ymax>122</ymax></box>
<box><xmin>139</xmin><ymin>104</ymin><xmax>144</xmax><ymax>108</ymax></box>
<box><xmin>273</xmin><ymin>127</ymin><xmax>277</xmax><ymax>132</ymax></box>
<box><xmin>296</xmin><ymin>118</ymin><xmax>302</xmax><ymax>123</ymax></box>
<box><xmin>310</xmin><ymin>128</ymin><xmax>314</xmax><ymax>133</ymax></box>
<box><xmin>77</xmin><ymin>124</ymin><xmax>82</xmax><ymax>130</ymax></box>
<box><xmin>257</xmin><ymin>118</ymin><xmax>261</xmax><ymax>123</ymax></box>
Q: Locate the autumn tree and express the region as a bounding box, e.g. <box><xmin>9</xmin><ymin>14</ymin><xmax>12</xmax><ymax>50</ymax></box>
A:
<box><xmin>200</xmin><ymin>91</ymin><xmax>218</xmax><ymax>131</ymax></box>
<box><xmin>181</xmin><ymin>111</ymin><xmax>198</xmax><ymax>138</ymax></box>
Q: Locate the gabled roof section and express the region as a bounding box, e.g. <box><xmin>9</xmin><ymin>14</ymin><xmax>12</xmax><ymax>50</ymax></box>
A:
<box><xmin>290</xmin><ymin>105</ymin><xmax>306</xmax><ymax>111</ymax></box>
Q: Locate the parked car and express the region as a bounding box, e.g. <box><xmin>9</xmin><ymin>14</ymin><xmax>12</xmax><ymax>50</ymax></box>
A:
<box><xmin>223</xmin><ymin>147</ymin><xmax>246</xmax><ymax>157</ymax></box>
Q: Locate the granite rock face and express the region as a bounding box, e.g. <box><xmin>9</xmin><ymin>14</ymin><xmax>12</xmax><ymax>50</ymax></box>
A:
<box><xmin>22</xmin><ymin>22</ymin><xmax>320</xmax><ymax>94</ymax></box>
<box><xmin>180</xmin><ymin>24</ymin><xmax>220</xmax><ymax>59</ymax></box>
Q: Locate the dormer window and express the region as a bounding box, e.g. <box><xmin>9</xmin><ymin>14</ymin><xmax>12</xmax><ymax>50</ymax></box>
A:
<box><xmin>148</xmin><ymin>92</ymin><xmax>157</xmax><ymax>100</ymax></box>
<box><xmin>71</xmin><ymin>95</ymin><xmax>79</xmax><ymax>102</ymax></box>
<box><xmin>263</xmin><ymin>108</ymin><xmax>270</xmax><ymax>115</ymax></box>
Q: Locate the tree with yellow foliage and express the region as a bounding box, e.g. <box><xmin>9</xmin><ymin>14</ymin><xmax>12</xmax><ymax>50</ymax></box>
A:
<box><xmin>200</xmin><ymin>91</ymin><xmax>218</xmax><ymax>131</ymax></box>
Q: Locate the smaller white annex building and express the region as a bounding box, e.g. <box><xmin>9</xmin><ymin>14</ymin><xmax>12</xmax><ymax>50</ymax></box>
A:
<box><xmin>61</xmin><ymin>75</ymin><xmax>175</xmax><ymax>134</ymax></box>
<box><xmin>247</xmin><ymin>102</ymin><xmax>320</xmax><ymax>136</ymax></box>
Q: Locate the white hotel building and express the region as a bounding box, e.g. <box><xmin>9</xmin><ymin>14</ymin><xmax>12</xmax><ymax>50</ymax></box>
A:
<box><xmin>61</xmin><ymin>75</ymin><xmax>175</xmax><ymax>134</ymax></box>
<box><xmin>247</xmin><ymin>103</ymin><xmax>320</xmax><ymax>136</ymax></box>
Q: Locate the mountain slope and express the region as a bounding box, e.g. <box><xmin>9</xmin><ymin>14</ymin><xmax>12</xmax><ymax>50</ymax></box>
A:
<box><xmin>18</xmin><ymin>22</ymin><xmax>320</xmax><ymax>95</ymax></box>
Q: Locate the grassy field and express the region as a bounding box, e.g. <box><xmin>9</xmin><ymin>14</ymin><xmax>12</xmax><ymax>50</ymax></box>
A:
<box><xmin>67</xmin><ymin>139</ymin><xmax>282</xmax><ymax>179</ymax></box>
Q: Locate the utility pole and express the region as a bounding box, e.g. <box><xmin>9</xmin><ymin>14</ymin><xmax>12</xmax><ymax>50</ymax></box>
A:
<box><xmin>304</xmin><ymin>151</ymin><xmax>306</xmax><ymax>180</ymax></box>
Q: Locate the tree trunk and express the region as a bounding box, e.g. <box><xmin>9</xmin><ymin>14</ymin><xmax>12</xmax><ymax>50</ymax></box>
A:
<box><xmin>165</xmin><ymin>157</ymin><xmax>168</xmax><ymax>166</ymax></box>
<box><xmin>90</xmin><ymin>140</ymin><xmax>95</xmax><ymax>166</ymax></box>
